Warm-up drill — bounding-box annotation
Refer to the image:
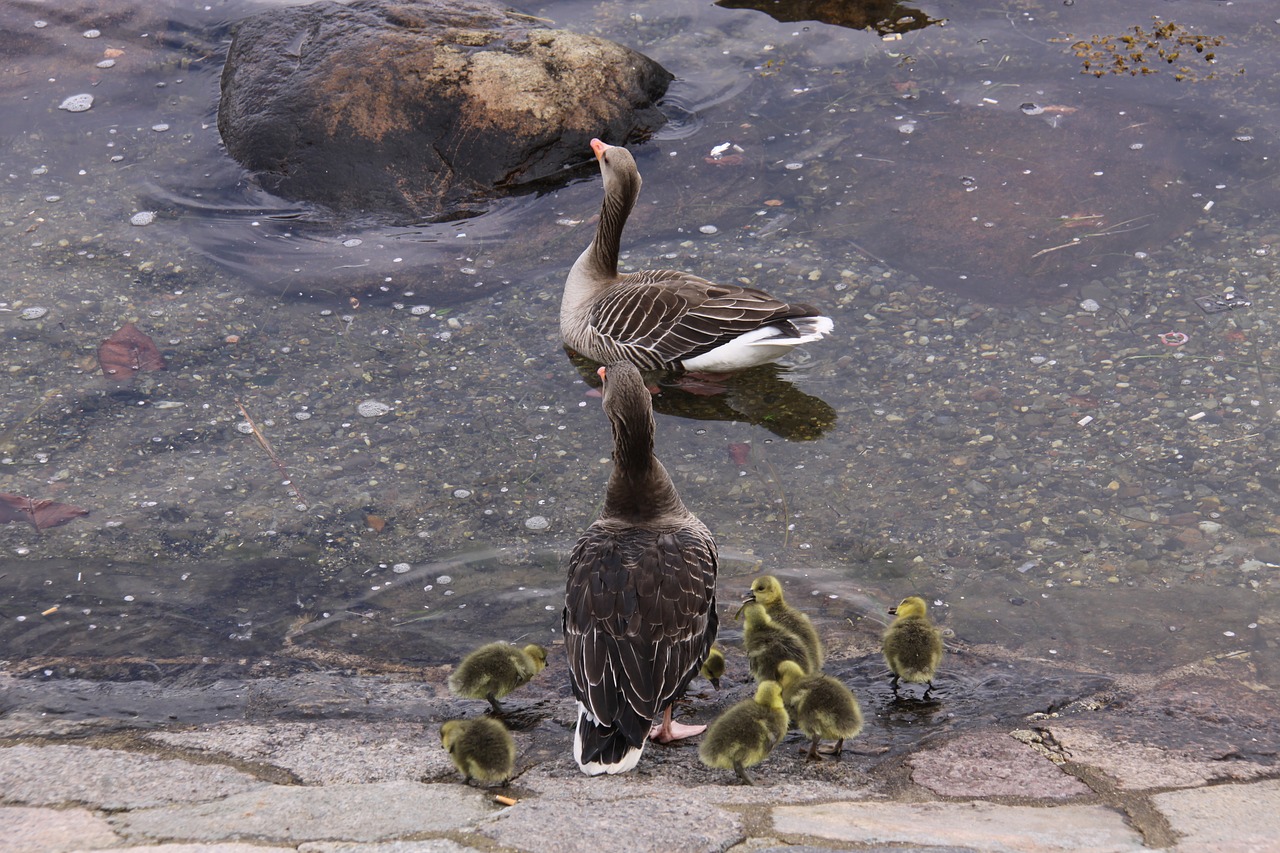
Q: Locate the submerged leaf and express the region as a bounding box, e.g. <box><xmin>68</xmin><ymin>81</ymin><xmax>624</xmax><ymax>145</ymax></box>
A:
<box><xmin>98</xmin><ymin>323</ymin><xmax>166</xmax><ymax>377</ymax></box>
<box><xmin>0</xmin><ymin>493</ymin><xmax>90</xmax><ymax>531</ymax></box>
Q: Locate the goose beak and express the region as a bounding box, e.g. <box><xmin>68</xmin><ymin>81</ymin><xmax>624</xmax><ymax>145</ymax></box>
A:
<box><xmin>597</xmin><ymin>365</ymin><xmax>608</xmax><ymax>382</ymax></box>
<box><xmin>590</xmin><ymin>138</ymin><xmax>610</xmax><ymax>160</ymax></box>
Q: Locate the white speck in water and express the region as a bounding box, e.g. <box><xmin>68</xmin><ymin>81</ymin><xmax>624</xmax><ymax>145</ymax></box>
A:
<box><xmin>392</xmin><ymin>562</ymin><xmax>411</xmax><ymax>574</ymax></box>
<box><xmin>437</xmin><ymin>575</ymin><xmax>452</xmax><ymax>585</ymax></box>
<box><xmin>235</xmin><ymin>421</ymin><xmax>255</xmax><ymax>434</ymax></box>
<box><xmin>898</xmin><ymin>122</ymin><xmax>916</xmax><ymax>134</ymax></box>
<box><xmin>96</xmin><ymin>59</ymin><xmax>116</xmax><ymax>69</ymax></box>
<box><xmin>58</xmin><ymin>94</ymin><xmax>94</xmax><ymax>112</ymax></box>
<box><xmin>34</xmin><ymin>20</ymin><xmax>47</xmax><ymax>28</ymax></box>
<box><xmin>1079</xmin><ymin>298</ymin><xmax>1100</xmax><ymax>312</ymax></box>
<box><xmin>20</xmin><ymin>307</ymin><xmax>48</xmax><ymax>320</ymax></box>
<box><xmin>784</xmin><ymin>162</ymin><xmax>804</xmax><ymax>170</ymax></box>
<box><xmin>1223</xmin><ymin>630</ymin><xmax>1236</xmax><ymax>637</ymax></box>
<box><xmin>83</xmin><ymin>29</ymin><xmax>101</xmax><ymax>38</ymax></box>
<box><xmin>152</xmin><ymin>123</ymin><xmax>170</xmax><ymax>132</ymax></box>
<box><xmin>410</xmin><ymin>305</ymin><xmax>431</xmax><ymax>315</ymax></box>
<box><xmin>130</xmin><ymin>211</ymin><xmax>156</xmax><ymax>226</ymax></box>
<box><xmin>1129</xmin><ymin>143</ymin><xmax>1144</xmax><ymax>150</ymax></box>
<box><xmin>357</xmin><ymin>400</ymin><xmax>392</xmax><ymax>417</ymax></box>
<box><xmin>31</xmin><ymin>165</ymin><xmax>47</xmax><ymax>175</ymax></box>
<box><xmin>342</xmin><ymin>238</ymin><xmax>363</xmax><ymax>247</ymax></box>
<box><xmin>699</xmin><ymin>225</ymin><xmax>718</xmax><ymax>234</ymax></box>
<box><xmin>525</xmin><ymin>515</ymin><xmax>550</xmax><ymax>531</ymax></box>
<box><xmin>453</xmin><ymin>489</ymin><xmax>472</xmax><ymax>499</ymax></box>
<box><xmin>123</xmin><ymin>595</ymin><xmax>135</xmax><ymax>602</ymax></box>
<box><xmin>294</xmin><ymin>411</ymin><xmax>311</xmax><ymax>420</ymax></box>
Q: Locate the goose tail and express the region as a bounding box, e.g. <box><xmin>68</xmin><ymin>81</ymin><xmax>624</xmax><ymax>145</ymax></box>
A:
<box><xmin>573</xmin><ymin>702</ymin><xmax>645</xmax><ymax>775</ymax></box>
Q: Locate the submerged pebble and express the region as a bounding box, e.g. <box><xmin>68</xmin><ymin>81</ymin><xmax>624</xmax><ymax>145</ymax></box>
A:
<box><xmin>58</xmin><ymin>94</ymin><xmax>94</xmax><ymax>113</ymax></box>
<box><xmin>20</xmin><ymin>307</ymin><xmax>48</xmax><ymax>320</ymax></box>
<box><xmin>130</xmin><ymin>211</ymin><xmax>156</xmax><ymax>226</ymax></box>
<box><xmin>356</xmin><ymin>400</ymin><xmax>392</xmax><ymax>417</ymax></box>
<box><xmin>524</xmin><ymin>515</ymin><xmax>550</xmax><ymax>531</ymax></box>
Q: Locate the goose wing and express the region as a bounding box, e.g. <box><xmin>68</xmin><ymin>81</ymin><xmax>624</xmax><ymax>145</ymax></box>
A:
<box><xmin>587</xmin><ymin>272</ymin><xmax>821</xmax><ymax>368</ymax></box>
<box><xmin>564</xmin><ymin>522</ymin><xmax>718</xmax><ymax>747</ymax></box>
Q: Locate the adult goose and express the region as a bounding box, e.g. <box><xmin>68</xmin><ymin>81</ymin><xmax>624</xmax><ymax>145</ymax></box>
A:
<box><xmin>561</xmin><ymin>139</ymin><xmax>833</xmax><ymax>373</ymax></box>
<box><xmin>564</xmin><ymin>360</ymin><xmax>719</xmax><ymax>774</ymax></box>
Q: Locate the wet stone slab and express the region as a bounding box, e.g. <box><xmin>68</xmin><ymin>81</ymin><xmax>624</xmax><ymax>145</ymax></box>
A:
<box><xmin>297</xmin><ymin>842</ymin><xmax>483</xmax><ymax>853</ymax></box>
<box><xmin>907</xmin><ymin>732</ymin><xmax>1092</xmax><ymax>799</ymax></box>
<box><xmin>772</xmin><ymin>801</ymin><xmax>1145</xmax><ymax>852</ymax></box>
<box><xmin>0</xmin><ymin>744</ymin><xmax>268</xmax><ymax>809</ymax></box>
<box><xmin>109</xmin><ymin>781</ymin><xmax>499</xmax><ymax>844</ymax></box>
<box><xmin>1151</xmin><ymin>779</ymin><xmax>1280</xmax><ymax>852</ymax></box>
<box><xmin>0</xmin><ymin>804</ymin><xmax>121</xmax><ymax>853</ymax></box>
<box><xmin>147</xmin><ymin>720</ymin><xmax>455</xmax><ymax>784</ymax></box>
<box><xmin>477</xmin><ymin>793</ymin><xmax>744</xmax><ymax>853</ymax></box>
<box><xmin>1045</xmin><ymin>726</ymin><xmax>1275</xmax><ymax>791</ymax></box>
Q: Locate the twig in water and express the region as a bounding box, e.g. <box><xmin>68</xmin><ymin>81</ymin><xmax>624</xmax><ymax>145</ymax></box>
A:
<box><xmin>236</xmin><ymin>399</ymin><xmax>308</xmax><ymax>509</ymax></box>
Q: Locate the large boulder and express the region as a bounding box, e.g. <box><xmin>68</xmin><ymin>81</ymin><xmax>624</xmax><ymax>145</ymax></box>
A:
<box><xmin>217</xmin><ymin>0</ymin><xmax>673</xmax><ymax>221</ymax></box>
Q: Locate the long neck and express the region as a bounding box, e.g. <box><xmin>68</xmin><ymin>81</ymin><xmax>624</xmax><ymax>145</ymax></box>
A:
<box><xmin>601</xmin><ymin>410</ymin><xmax>687</xmax><ymax>523</ymax></box>
<box><xmin>562</xmin><ymin>171</ymin><xmax>638</xmax><ymax>328</ymax></box>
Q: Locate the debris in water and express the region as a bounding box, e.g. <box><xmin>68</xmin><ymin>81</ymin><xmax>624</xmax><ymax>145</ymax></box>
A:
<box><xmin>98</xmin><ymin>323</ymin><xmax>166</xmax><ymax>376</ymax></box>
<box><xmin>357</xmin><ymin>400</ymin><xmax>392</xmax><ymax>417</ymax></box>
<box><xmin>0</xmin><ymin>493</ymin><xmax>90</xmax><ymax>531</ymax></box>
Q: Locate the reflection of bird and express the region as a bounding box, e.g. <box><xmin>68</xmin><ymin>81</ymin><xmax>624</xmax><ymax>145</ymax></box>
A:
<box><xmin>565</xmin><ymin>351</ymin><xmax>838</xmax><ymax>441</ymax></box>
<box><xmin>746</xmin><ymin>575</ymin><xmax>824</xmax><ymax>670</ymax></box>
<box><xmin>448</xmin><ymin>642</ymin><xmax>548</xmax><ymax>713</ymax></box>
<box><xmin>700</xmin><ymin>645</ymin><xmax>726</xmax><ymax>689</ymax></box>
<box><xmin>561</xmin><ymin>138</ymin><xmax>832</xmax><ymax>373</ymax></box>
<box><xmin>698</xmin><ymin>680</ymin><xmax>789</xmax><ymax>785</ymax></box>
<box><xmin>882</xmin><ymin>596</ymin><xmax>944</xmax><ymax>696</ymax></box>
<box><xmin>564</xmin><ymin>361</ymin><xmax>718</xmax><ymax>775</ymax></box>
<box><xmin>776</xmin><ymin>660</ymin><xmax>863</xmax><ymax>759</ymax></box>
<box><xmin>440</xmin><ymin>718</ymin><xmax>516</xmax><ymax>786</ymax></box>
<box><xmin>740</xmin><ymin>599</ymin><xmax>815</xmax><ymax>683</ymax></box>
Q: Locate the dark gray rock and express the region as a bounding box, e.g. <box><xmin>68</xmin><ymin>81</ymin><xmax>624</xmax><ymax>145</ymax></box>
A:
<box><xmin>218</xmin><ymin>0</ymin><xmax>672</xmax><ymax>221</ymax></box>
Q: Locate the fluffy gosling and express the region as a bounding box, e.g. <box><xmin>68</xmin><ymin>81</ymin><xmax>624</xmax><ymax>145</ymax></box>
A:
<box><xmin>882</xmin><ymin>596</ymin><xmax>944</xmax><ymax>697</ymax></box>
<box><xmin>448</xmin><ymin>642</ymin><xmax>548</xmax><ymax>712</ymax></box>
<box><xmin>700</xmin><ymin>645</ymin><xmax>726</xmax><ymax>689</ymax></box>
<box><xmin>746</xmin><ymin>575</ymin><xmax>824</xmax><ymax>669</ymax></box>
<box><xmin>440</xmin><ymin>717</ymin><xmax>516</xmax><ymax>786</ymax></box>
<box><xmin>698</xmin><ymin>680</ymin><xmax>789</xmax><ymax>785</ymax></box>
<box><xmin>776</xmin><ymin>659</ymin><xmax>864</xmax><ymax>759</ymax></box>
<box><xmin>741</xmin><ymin>599</ymin><xmax>815</xmax><ymax>683</ymax></box>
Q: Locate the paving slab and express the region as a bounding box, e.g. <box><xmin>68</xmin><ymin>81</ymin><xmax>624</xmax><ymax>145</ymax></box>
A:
<box><xmin>298</xmin><ymin>842</ymin><xmax>480</xmax><ymax>853</ymax></box>
<box><xmin>773</xmin><ymin>801</ymin><xmax>1146</xmax><ymax>852</ymax></box>
<box><xmin>478</xmin><ymin>793</ymin><xmax>743</xmax><ymax>853</ymax></box>
<box><xmin>0</xmin><ymin>745</ymin><xmax>268</xmax><ymax>809</ymax></box>
<box><xmin>0</xmin><ymin>805</ymin><xmax>120</xmax><ymax>853</ymax></box>
<box><xmin>907</xmin><ymin>732</ymin><xmax>1091</xmax><ymax>799</ymax></box>
<box><xmin>1152</xmin><ymin>778</ymin><xmax>1280</xmax><ymax>853</ymax></box>
<box><xmin>1047</xmin><ymin>726</ymin><xmax>1273</xmax><ymax>791</ymax></box>
<box><xmin>109</xmin><ymin>781</ymin><xmax>499</xmax><ymax>845</ymax></box>
<box><xmin>148</xmin><ymin>720</ymin><xmax>453</xmax><ymax>784</ymax></box>
<box><xmin>74</xmin><ymin>845</ymin><xmax>296</xmax><ymax>853</ymax></box>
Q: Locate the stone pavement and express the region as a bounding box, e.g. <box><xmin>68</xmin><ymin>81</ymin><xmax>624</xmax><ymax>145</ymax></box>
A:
<box><xmin>2</xmin><ymin>655</ymin><xmax>1277</xmax><ymax>853</ymax></box>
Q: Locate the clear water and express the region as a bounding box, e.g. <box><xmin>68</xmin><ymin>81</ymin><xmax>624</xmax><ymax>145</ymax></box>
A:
<box><xmin>2</xmin><ymin>0</ymin><xmax>1277</xmax><ymax>723</ymax></box>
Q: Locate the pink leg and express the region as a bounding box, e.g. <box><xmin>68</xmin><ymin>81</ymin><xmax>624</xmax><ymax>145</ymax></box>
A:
<box><xmin>648</xmin><ymin>706</ymin><xmax>706</xmax><ymax>743</ymax></box>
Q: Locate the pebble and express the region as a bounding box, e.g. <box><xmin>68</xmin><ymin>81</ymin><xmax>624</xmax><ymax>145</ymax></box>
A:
<box><xmin>392</xmin><ymin>563</ymin><xmax>411</xmax><ymax>574</ymax></box>
<box><xmin>20</xmin><ymin>307</ymin><xmax>48</xmax><ymax>320</ymax></box>
<box><xmin>130</xmin><ymin>211</ymin><xmax>156</xmax><ymax>226</ymax></box>
<box><xmin>525</xmin><ymin>515</ymin><xmax>550</xmax><ymax>531</ymax></box>
<box><xmin>356</xmin><ymin>401</ymin><xmax>392</xmax><ymax>418</ymax></box>
<box><xmin>58</xmin><ymin>94</ymin><xmax>94</xmax><ymax>112</ymax></box>
<box><xmin>699</xmin><ymin>225</ymin><xmax>718</xmax><ymax>234</ymax></box>
<box><xmin>96</xmin><ymin>59</ymin><xmax>116</xmax><ymax>69</ymax></box>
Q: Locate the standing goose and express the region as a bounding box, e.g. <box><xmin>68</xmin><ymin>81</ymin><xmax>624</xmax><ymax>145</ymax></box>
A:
<box><xmin>561</xmin><ymin>139</ymin><xmax>833</xmax><ymax>373</ymax></box>
<box><xmin>564</xmin><ymin>360</ymin><xmax>719</xmax><ymax>774</ymax></box>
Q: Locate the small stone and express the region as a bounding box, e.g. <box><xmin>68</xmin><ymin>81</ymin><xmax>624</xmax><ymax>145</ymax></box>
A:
<box><xmin>58</xmin><ymin>94</ymin><xmax>94</xmax><ymax>112</ymax></box>
<box><xmin>356</xmin><ymin>400</ymin><xmax>392</xmax><ymax>418</ymax></box>
<box><xmin>525</xmin><ymin>515</ymin><xmax>550</xmax><ymax>531</ymax></box>
<box><xmin>130</xmin><ymin>211</ymin><xmax>156</xmax><ymax>226</ymax></box>
<box><xmin>19</xmin><ymin>307</ymin><xmax>48</xmax><ymax>320</ymax></box>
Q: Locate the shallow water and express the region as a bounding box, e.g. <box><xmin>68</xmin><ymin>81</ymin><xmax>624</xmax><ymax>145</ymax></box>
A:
<box><xmin>2</xmin><ymin>0</ymin><xmax>1278</xmax><ymax>727</ymax></box>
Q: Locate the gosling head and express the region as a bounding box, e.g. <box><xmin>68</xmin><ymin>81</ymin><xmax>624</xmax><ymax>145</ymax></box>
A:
<box><xmin>889</xmin><ymin>596</ymin><xmax>929</xmax><ymax>619</ymax></box>
<box><xmin>747</xmin><ymin>575</ymin><xmax>784</xmax><ymax>607</ymax></box>
<box><xmin>523</xmin><ymin>644</ymin><xmax>549</xmax><ymax>672</ymax></box>
<box><xmin>439</xmin><ymin>720</ymin><xmax>463</xmax><ymax>749</ymax></box>
<box><xmin>754</xmin><ymin>680</ymin><xmax>785</xmax><ymax>710</ymax></box>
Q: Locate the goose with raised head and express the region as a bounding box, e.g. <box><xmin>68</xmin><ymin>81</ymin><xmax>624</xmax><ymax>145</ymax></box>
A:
<box><xmin>561</xmin><ymin>139</ymin><xmax>833</xmax><ymax>373</ymax></box>
<box><xmin>564</xmin><ymin>360</ymin><xmax>719</xmax><ymax>775</ymax></box>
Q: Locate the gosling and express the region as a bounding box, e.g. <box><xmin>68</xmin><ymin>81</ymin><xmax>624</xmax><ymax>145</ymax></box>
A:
<box><xmin>745</xmin><ymin>575</ymin><xmax>824</xmax><ymax>669</ymax></box>
<box><xmin>440</xmin><ymin>717</ymin><xmax>516</xmax><ymax>786</ymax></box>
<box><xmin>776</xmin><ymin>660</ymin><xmax>864</xmax><ymax>759</ymax></box>
<box><xmin>698</xmin><ymin>680</ymin><xmax>789</xmax><ymax>785</ymax></box>
<box><xmin>882</xmin><ymin>596</ymin><xmax>944</xmax><ymax>697</ymax></box>
<box><xmin>700</xmin><ymin>645</ymin><xmax>726</xmax><ymax>689</ymax></box>
<box><xmin>448</xmin><ymin>642</ymin><xmax>548</xmax><ymax>712</ymax></box>
<box><xmin>741</xmin><ymin>599</ymin><xmax>815</xmax><ymax>683</ymax></box>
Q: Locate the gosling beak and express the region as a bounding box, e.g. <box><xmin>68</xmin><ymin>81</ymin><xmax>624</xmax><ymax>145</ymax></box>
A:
<box><xmin>888</xmin><ymin>605</ymin><xmax>898</xmax><ymax>615</ymax></box>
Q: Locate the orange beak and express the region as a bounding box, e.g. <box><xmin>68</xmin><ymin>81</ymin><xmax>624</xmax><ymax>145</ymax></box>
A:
<box><xmin>590</xmin><ymin>138</ymin><xmax>610</xmax><ymax>160</ymax></box>
<box><xmin>597</xmin><ymin>365</ymin><xmax>608</xmax><ymax>382</ymax></box>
